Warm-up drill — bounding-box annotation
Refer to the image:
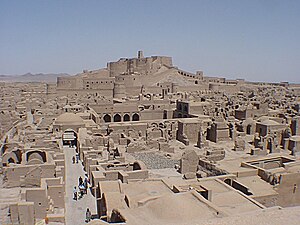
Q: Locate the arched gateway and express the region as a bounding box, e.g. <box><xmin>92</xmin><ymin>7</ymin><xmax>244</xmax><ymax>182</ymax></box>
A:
<box><xmin>62</xmin><ymin>128</ymin><xmax>78</xmax><ymax>147</ymax></box>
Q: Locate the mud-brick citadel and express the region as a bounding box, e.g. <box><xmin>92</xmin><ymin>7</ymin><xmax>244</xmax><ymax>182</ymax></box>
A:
<box><xmin>47</xmin><ymin>51</ymin><xmax>245</xmax><ymax>123</ymax></box>
<box><xmin>50</xmin><ymin>50</ymin><xmax>239</xmax><ymax>97</ymax></box>
<box><xmin>1</xmin><ymin>51</ymin><xmax>300</xmax><ymax>225</ymax></box>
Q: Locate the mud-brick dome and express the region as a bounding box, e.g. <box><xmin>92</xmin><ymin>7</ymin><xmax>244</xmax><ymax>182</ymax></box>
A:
<box><xmin>55</xmin><ymin>112</ymin><xmax>84</xmax><ymax>125</ymax></box>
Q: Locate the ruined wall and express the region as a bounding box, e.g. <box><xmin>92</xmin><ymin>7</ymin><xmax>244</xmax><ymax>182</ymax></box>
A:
<box><xmin>108</xmin><ymin>56</ymin><xmax>172</xmax><ymax>77</ymax></box>
<box><xmin>177</xmin><ymin>119</ymin><xmax>203</xmax><ymax>144</ymax></box>
<box><xmin>46</xmin><ymin>84</ymin><xmax>57</xmax><ymax>94</ymax></box>
<box><xmin>253</xmin><ymin>194</ymin><xmax>279</xmax><ymax>208</ymax></box>
<box><xmin>140</xmin><ymin>110</ymin><xmax>164</xmax><ymax>120</ymax></box>
<box><xmin>57</xmin><ymin>77</ymin><xmax>77</xmax><ymax>89</ymax></box>
<box><xmin>107</xmin><ymin>59</ymin><xmax>128</xmax><ymax>77</ymax></box>
<box><xmin>82</xmin><ymin>77</ymin><xmax>114</xmax><ymax>90</ymax></box>
<box><xmin>291</xmin><ymin>117</ymin><xmax>300</xmax><ymax>135</ymax></box>
<box><xmin>209</xmin><ymin>83</ymin><xmax>240</xmax><ymax>94</ymax></box>
<box><xmin>3</xmin><ymin>164</ymin><xmax>56</xmax><ymax>187</ymax></box>
<box><xmin>275</xmin><ymin>172</ymin><xmax>300</xmax><ymax>207</ymax></box>
<box><xmin>25</xmin><ymin>188</ymin><xmax>48</xmax><ymax>219</ymax></box>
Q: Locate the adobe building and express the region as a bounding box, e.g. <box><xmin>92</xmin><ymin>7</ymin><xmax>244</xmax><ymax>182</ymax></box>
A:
<box><xmin>1</xmin><ymin>51</ymin><xmax>300</xmax><ymax>225</ymax></box>
<box><xmin>49</xmin><ymin>51</ymin><xmax>242</xmax><ymax>99</ymax></box>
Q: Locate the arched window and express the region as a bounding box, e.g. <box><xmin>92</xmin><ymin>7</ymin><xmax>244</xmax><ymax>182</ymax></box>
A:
<box><xmin>132</xmin><ymin>113</ymin><xmax>140</xmax><ymax>121</ymax></box>
<box><xmin>114</xmin><ymin>114</ymin><xmax>121</xmax><ymax>122</ymax></box>
<box><xmin>123</xmin><ymin>114</ymin><xmax>130</xmax><ymax>121</ymax></box>
<box><xmin>103</xmin><ymin>114</ymin><xmax>111</xmax><ymax>123</ymax></box>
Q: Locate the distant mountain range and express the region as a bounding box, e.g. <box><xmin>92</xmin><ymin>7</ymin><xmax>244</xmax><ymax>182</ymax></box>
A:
<box><xmin>0</xmin><ymin>73</ymin><xmax>70</xmax><ymax>83</ymax></box>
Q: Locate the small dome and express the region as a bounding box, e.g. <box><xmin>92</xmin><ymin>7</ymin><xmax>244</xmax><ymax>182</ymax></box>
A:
<box><xmin>73</xmin><ymin>104</ymin><xmax>83</xmax><ymax>108</ymax></box>
<box><xmin>55</xmin><ymin>113</ymin><xmax>84</xmax><ymax>125</ymax></box>
<box><xmin>63</xmin><ymin>104</ymin><xmax>72</xmax><ymax>109</ymax></box>
<box><xmin>242</xmin><ymin>118</ymin><xmax>255</xmax><ymax>125</ymax></box>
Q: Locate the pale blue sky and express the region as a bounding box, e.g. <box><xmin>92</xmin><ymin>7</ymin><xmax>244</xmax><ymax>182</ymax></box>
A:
<box><xmin>0</xmin><ymin>0</ymin><xmax>299</xmax><ymax>82</ymax></box>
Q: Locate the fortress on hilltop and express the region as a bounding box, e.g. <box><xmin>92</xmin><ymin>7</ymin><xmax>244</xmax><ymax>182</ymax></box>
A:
<box><xmin>50</xmin><ymin>51</ymin><xmax>216</xmax><ymax>97</ymax></box>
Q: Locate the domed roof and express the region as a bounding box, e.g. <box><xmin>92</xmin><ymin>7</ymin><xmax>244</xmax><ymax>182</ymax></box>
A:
<box><xmin>73</xmin><ymin>104</ymin><xmax>83</xmax><ymax>108</ymax></box>
<box><xmin>242</xmin><ymin>118</ymin><xmax>255</xmax><ymax>125</ymax></box>
<box><xmin>260</xmin><ymin>119</ymin><xmax>280</xmax><ymax>126</ymax></box>
<box><xmin>63</xmin><ymin>104</ymin><xmax>72</xmax><ymax>109</ymax></box>
<box><xmin>55</xmin><ymin>113</ymin><xmax>84</xmax><ymax>125</ymax></box>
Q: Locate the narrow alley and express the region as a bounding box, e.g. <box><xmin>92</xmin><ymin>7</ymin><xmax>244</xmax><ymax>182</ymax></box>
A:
<box><xmin>64</xmin><ymin>146</ymin><xmax>96</xmax><ymax>225</ymax></box>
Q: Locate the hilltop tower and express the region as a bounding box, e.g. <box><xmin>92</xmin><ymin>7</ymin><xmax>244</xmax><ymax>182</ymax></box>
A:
<box><xmin>138</xmin><ymin>50</ymin><xmax>144</xmax><ymax>59</ymax></box>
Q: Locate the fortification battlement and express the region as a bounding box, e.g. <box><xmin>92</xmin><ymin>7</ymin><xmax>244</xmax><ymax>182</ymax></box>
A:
<box><xmin>107</xmin><ymin>51</ymin><xmax>173</xmax><ymax>77</ymax></box>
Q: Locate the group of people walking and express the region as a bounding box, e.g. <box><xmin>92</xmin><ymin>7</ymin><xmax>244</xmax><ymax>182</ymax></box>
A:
<box><xmin>73</xmin><ymin>176</ymin><xmax>89</xmax><ymax>200</ymax></box>
<box><xmin>71</xmin><ymin>153</ymin><xmax>92</xmax><ymax>222</ymax></box>
<box><xmin>73</xmin><ymin>185</ymin><xmax>92</xmax><ymax>222</ymax></box>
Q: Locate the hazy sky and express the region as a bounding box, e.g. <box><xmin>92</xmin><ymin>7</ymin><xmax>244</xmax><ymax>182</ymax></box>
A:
<box><xmin>0</xmin><ymin>0</ymin><xmax>299</xmax><ymax>83</ymax></box>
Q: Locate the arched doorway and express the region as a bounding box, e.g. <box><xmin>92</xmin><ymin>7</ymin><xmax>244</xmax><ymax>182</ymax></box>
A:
<box><xmin>114</xmin><ymin>114</ymin><xmax>121</xmax><ymax>122</ymax></box>
<box><xmin>123</xmin><ymin>114</ymin><xmax>130</xmax><ymax>122</ymax></box>
<box><xmin>133</xmin><ymin>162</ymin><xmax>141</xmax><ymax>170</ymax></box>
<box><xmin>103</xmin><ymin>114</ymin><xmax>111</xmax><ymax>123</ymax></box>
<box><xmin>132</xmin><ymin>113</ymin><xmax>140</xmax><ymax>121</ymax></box>
<box><xmin>163</xmin><ymin>111</ymin><xmax>167</xmax><ymax>119</ymax></box>
<box><xmin>247</xmin><ymin>124</ymin><xmax>252</xmax><ymax>135</ymax></box>
<box><xmin>8</xmin><ymin>157</ymin><xmax>15</xmax><ymax>164</ymax></box>
<box><xmin>63</xmin><ymin>129</ymin><xmax>78</xmax><ymax>147</ymax></box>
<box><xmin>267</xmin><ymin>138</ymin><xmax>273</xmax><ymax>153</ymax></box>
<box><xmin>26</xmin><ymin>151</ymin><xmax>47</xmax><ymax>165</ymax></box>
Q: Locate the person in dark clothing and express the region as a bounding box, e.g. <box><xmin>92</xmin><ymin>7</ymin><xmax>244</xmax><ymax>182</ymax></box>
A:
<box><xmin>79</xmin><ymin>176</ymin><xmax>83</xmax><ymax>186</ymax></box>
<box><xmin>85</xmin><ymin>208</ymin><xmax>92</xmax><ymax>222</ymax></box>
<box><xmin>76</xmin><ymin>154</ymin><xmax>79</xmax><ymax>163</ymax></box>
<box><xmin>84</xmin><ymin>177</ymin><xmax>88</xmax><ymax>194</ymax></box>
<box><xmin>73</xmin><ymin>186</ymin><xmax>77</xmax><ymax>201</ymax></box>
